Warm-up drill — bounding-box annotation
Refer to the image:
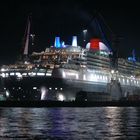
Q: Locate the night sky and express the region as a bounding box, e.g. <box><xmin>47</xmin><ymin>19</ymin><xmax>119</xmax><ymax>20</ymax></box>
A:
<box><xmin>0</xmin><ymin>0</ymin><xmax>140</xmax><ymax>64</ymax></box>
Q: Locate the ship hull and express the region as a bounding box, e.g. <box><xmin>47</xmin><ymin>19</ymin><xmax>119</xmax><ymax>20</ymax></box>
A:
<box><xmin>3</xmin><ymin>76</ymin><xmax>111</xmax><ymax>101</ymax></box>
<box><xmin>3</xmin><ymin>68</ymin><xmax>140</xmax><ymax>101</ymax></box>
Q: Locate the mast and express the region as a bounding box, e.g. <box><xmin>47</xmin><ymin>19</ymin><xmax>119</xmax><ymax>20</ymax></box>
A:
<box><xmin>23</xmin><ymin>16</ymin><xmax>31</xmax><ymax>56</ymax></box>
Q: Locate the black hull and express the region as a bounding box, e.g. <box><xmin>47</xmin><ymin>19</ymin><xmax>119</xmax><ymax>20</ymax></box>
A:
<box><xmin>3</xmin><ymin>76</ymin><xmax>111</xmax><ymax>101</ymax></box>
<box><xmin>4</xmin><ymin>76</ymin><xmax>78</xmax><ymax>101</ymax></box>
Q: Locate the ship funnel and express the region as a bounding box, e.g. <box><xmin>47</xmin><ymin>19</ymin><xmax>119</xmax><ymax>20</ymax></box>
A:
<box><xmin>54</xmin><ymin>37</ymin><xmax>61</xmax><ymax>48</ymax></box>
<box><xmin>90</xmin><ymin>38</ymin><xmax>100</xmax><ymax>50</ymax></box>
<box><xmin>72</xmin><ymin>36</ymin><xmax>77</xmax><ymax>47</ymax></box>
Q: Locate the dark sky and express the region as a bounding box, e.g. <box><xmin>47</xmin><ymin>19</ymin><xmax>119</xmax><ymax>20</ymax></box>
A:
<box><xmin>0</xmin><ymin>0</ymin><xmax>140</xmax><ymax>64</ymax></box>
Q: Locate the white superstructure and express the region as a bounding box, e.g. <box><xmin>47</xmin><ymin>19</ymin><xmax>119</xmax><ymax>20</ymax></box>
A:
<box><xmin>1</xmin><ymin>37</ymin><xmax>140</xmax><ymax>101</ymax></box>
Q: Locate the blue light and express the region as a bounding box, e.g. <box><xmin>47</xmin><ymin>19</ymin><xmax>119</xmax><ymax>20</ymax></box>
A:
<box><xmin>132</xmin><ymin>49</ymin><xmax>136</xmax><ymax>62</ymax></box>
<box><xmin>128</xmin><ymin>57</ymin><xmax>133</xmax><ymax>61</ymax></box>
<box><xmin>72</xmin><ymin>36</ymin><xmax>77</xmax><ymax>46</ymax></box>
<box><xmin>128</xmin><ymin>49</ymin><xmax>137</xmax><ymax>62</ymax></box>
<box><xmin>128</xmin><ymin>57</ymin><xmax>136</xmax><ymax>62</ymax></box>
<box><xmin>61</xmin><ymin>41</ymin><xmax>65</xmax><ymax>47</ymax></box>
<box><xmin>54</xmin><ymin>37</ymin><xmax>61</xmax><ymax>48</ymax></box>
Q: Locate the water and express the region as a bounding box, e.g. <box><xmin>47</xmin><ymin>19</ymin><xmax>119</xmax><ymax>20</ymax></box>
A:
<box><xmin>0</xmin><ymin>107</ymin><xmax>140</xmax><ymax>139</ymax></box>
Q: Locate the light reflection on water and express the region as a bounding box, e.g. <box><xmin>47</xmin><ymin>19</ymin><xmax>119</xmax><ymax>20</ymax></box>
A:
<box><xmin>0</xmin><ymin>107</ymin><xmax>140</xmax><ymax>139</ymax></box>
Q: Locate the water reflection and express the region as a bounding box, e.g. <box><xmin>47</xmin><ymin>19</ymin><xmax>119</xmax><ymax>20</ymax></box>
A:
<box><xmin>0</xmin><ymin>107</ymin><xmax>140</xmax><ymax>139</ymax></box>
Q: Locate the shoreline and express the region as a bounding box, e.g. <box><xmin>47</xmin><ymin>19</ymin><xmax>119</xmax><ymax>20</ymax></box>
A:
<box><xmin>0</xmin><ymin>101</ymin><xmax>140</xmax><ymax>107</ymax></box>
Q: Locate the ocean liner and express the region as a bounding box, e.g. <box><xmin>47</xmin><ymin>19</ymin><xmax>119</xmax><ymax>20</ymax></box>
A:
<box><xmin>1</xmin><ymin>16</ymin><xmax>140</xmax><ymax>101</ymax></box>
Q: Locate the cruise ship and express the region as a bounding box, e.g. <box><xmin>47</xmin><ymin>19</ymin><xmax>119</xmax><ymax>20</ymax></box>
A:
<box><xmin>1</xmin><ymin>36</ymin><xmax>140</xmax><ymax>101</ymax></box>
<box><xmin>1</xmin><ymin>17</ymin><xmax>140</xmax><ymax>101</ymax></box>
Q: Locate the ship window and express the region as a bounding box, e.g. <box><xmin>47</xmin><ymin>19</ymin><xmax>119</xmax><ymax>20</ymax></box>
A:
<box><xmin>123</xmin><ymin>79</ymin><xmax>125</xmax><ymax>84</ymax></box>
<box><xmin>83</xmin><ymin>74</ymin><xmax>86</xmax><ymax>80</ymax></box>
<box><xmin>102</xmin><ymin>76</ymin><xmax>104</xmax><ymax>80</ymax></box>
<box><xmin>118</xmin><ymin>78</ymin><xmax>120</xmax><ymax>82</ymax></box>
<box><xmin>131</xmin><ymin>80</ymin><xmax>133</xmax><ymax>85</ymax></box>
